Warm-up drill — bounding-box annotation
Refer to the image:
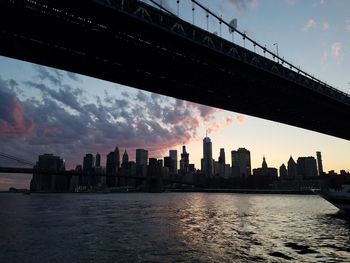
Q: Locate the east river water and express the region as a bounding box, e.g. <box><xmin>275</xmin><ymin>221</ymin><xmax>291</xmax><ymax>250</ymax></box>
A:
<box><xmin>0</xmin><ymin>193</ymin><xmax>349</xmax><ymax>262</ymax></box>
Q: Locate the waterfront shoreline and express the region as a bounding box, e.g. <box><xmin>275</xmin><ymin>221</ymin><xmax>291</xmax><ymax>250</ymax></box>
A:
<box><xmin>1</xmin><ymin>188</ymin><xmax>316</xmax><ymax>195</ymax></box>
<box><xmin>168</xmin><ymin>188</ymin><xmax>315</xmax><ymax>195</ymax></box>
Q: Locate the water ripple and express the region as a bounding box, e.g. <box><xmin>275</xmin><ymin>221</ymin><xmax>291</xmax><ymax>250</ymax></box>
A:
<box><xmin>0</xmin><ymin>193</ymin><xmax>349</xmax><ymax>262</ymax></box>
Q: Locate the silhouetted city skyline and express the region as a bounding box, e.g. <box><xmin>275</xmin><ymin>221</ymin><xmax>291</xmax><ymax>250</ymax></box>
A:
<box><xmin>25</xmin><ymin>134</ymin><xmax>350</xmax><ymax>193</ymax></box>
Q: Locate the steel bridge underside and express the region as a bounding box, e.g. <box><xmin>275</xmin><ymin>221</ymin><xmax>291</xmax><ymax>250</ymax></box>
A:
<box><xmin>0</xmin><ymin>0</ymin><xmax>349</xmax><ymax>140</ymax></box>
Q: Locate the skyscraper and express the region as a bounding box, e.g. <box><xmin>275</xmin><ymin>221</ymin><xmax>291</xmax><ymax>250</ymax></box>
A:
<box><xmin>121</xmin><ymin>149</ymin><xmax>129</xmax><ymax>170</ymax></box>
<box><xmin>169</xmin><ymin>150</ymin><xmax>178</xmax><ymax>174</ymax></box>
<box><xmin>136</xmin><ymin>149</ymin><xmax>148</xmax><ymax>166</ymax></box>
<box><xmin>203</xmin><ymin>136</ymin><xmax>213</xmax><ymax>177</ymax></box>
<box><xmin>83</xmin><ymin>153</ymin><xmax>95</xmax><ymax>174</ymax></box>
<box><xmin>122</xmin><ymin>149</ymin><xmax>129</xmax><ymax>165</ymax></box>
<box><xmin>219</xmin><ymin>148</ymin><xmax>225</xmax><ymax>164</ymax></box>
<box><xmin>95</xmin><ymin>152</ymin><xmax>101</xmax><ymax>167</ymax></box>
<box><xmin>297</xmin><ymin>156</ymin><xmax>318</xmax><ymax>178</ymax></box>
<box><xmin>136</xmin><ymin>149</ymin><xmax>148</xmax><ymax>177</ymax></box>
<box><xmin>316</xmin><ymin>151</ymin><xmax>323</xmax><ymax>176</ymax></box>
<box><xmin>164</xmin><ymin>156</ymin><xmax>171</xmax><ymax>169</ymax></box>
<box><xmin>287</xmin><ymin>156</ymin><xmax>297</xmax><ymax>179</ymax></box>
<box><xmin>115</xmin><ymin>146</ymin><xmax>120</xmax><ymax>169</ymax></box>
<box><xmin>180</xmin><ymin>145</ymin><xmax>189</xmax><ymax>174</ymax></box>
<box><xmin>106</xmin><ymin>146</ymin><xmax>120</xmax><ymax>187</ymax></box>
<box><xmin>279</xmin><ymin>164</ymin><xmax>287</xmax><ymax>178</ymax></box>
<box><xmin>30</xmin><ymin>154</ymin><xmax>66</xmax><ymax>192</ymax></box>
<box><xmin>231</xmin><ymin>148</ymin><xmax>251</xmax><ymax>178</ymax></box>
<box><xmin>218</xmin><ymin>148</ymin><xmax>226</xmax><ymax>177</ymax></box>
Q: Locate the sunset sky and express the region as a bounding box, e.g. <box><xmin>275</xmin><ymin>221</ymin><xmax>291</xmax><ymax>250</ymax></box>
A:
<box><xmin>1</xmin><ymin>0</ymin><xmax>350</xmax><ymax>190</ymax></box>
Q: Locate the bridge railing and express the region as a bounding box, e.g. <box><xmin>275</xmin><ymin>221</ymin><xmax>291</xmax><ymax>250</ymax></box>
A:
<box><xmin>93</xmin><ymin>0</ymin><xmax>350</xmax><ymax>105</ymax></box>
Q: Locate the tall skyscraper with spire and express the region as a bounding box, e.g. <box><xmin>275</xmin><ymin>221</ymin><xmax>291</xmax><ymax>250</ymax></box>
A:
<box><xmin>203</xmin><ymin>136</ymin><xmax>213</xmax><ymax>177</ymax></box>
<box><xmin>121</xmin><ymin>149</ymin><xmax>129</xmax><ymax>169</ymax></box>
<box><xmin>180</xmin><ymin>145</ymin><xmax>189</xmax><ymax>174</ymax></box>
<box><xmin>122</xmin><ymin>149</ymin><xmax>129</xmax><ymax>164</ymax></box>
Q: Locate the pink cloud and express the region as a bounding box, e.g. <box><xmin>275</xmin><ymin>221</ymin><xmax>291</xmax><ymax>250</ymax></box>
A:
<box><xmin>207</xmin><ymin>116</ymin><xmax>235</xmax><ymax>134</ymax></box>
<box><xmin>207</xmin><ymin>122</ymin><xmax>221</xmax><ymax>134</ymax></box>
<box><xmin>0</xmin><ymin>96</ymin><xmax>35</xmax><ymax>138</ymax></box>
<box><xmin>331</xmin><ymin>42</ymin><xmax>342</xmax><ymax>58</ymax></box>
<box><xmin>236</xmin><ymin>114</ymin><xmax>247</xmax><ymax>124</ymax></box>
<box><xmin>187</xmin><ymin>102</ymin><xmax>220</xmax><ymax>122</ymax></box>
<box><xmin>320</xmin><ymin>0</ymin><xmax>325</xmax><ymax>5</ymax></box>
<box><xmin>226</xmin><ymin>116</ymin><xmax>233</xmax><ymax>125</ymax></box>
<box><xmin>303</xmin><ymin>19</ymin><xmax>316</xmax><ymax>32</ymax></box>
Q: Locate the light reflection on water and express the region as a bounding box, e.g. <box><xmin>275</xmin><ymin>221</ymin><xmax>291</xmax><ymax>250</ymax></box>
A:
<box><xmin>0</xmin><ymin>193</ymin><xmax>349</xmax><ymax>262</ymax></box>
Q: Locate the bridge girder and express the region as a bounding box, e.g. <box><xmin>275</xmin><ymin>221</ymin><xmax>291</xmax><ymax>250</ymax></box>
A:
<box><xmin>0</xmin><ymin>0</ymin><xmax>349</xmax><ymax>140</ymax></box>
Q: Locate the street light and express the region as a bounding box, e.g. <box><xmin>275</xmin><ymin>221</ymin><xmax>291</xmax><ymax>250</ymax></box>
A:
<box><xmin>273</xmin><ymin>43</ymin><xmax>279</xmax><ymax>63</ymax></box>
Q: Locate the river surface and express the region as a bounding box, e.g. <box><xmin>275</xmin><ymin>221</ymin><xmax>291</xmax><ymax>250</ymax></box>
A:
<box><xmin>0</xmin><ymin>193</ymin><xmax>349</xmax><ymax>262</ymax></box>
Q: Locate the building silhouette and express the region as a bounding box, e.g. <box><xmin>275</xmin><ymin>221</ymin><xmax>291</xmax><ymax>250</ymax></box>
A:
<box><xmin>316</xmin><ymin>151</ymin><xmax>323</xmax><ymax>176</ymax></box>
<box><xmin>95</xmin><ymin>152</ymin><xmax>101</xmax><ymax>167</ymax></box>
<box><xmin>251</xmin><ymin>156</ymin><xmax>278</xmax><ymax>188</ymax></box>
<box><xmin>279</xmin><ymin>163</ymin><xmax>287</xmax><ymax>179</ymax></box>
<box><xmin>287</xmin><ymin>156</ymin><xmax>298</xmax><ymax>180</ymax></box>
<box><xmin>136</xmin><ymin>149</ymin><xmax>148</xmax><ymax>166</ymax></box>
<box><xmin>83</xmin><ymin>153</ymin><xmax>95</xmax><ymax>174</ymax></box>
<box><xmin>213</xmin><ymin>148</ymin><xmax>229</xmax><ymax>178</ymax></box>
<box><xmin>297</xmin><ymin>156</ymin><xmax>318</xmax><ymax>178</ymax></box>
<box><xmin>202</xmin><ymin>136</ymin><xmax>213</xmax><ymax>177</ymax></box>
<box><xmin>180</xmin><ymin>145</ymin><xmax>189</xmax><ymax>174</ymax></box>
<box><xmin>253</xmin><ymin>156</ymin><xmax>278</xmax><ymax>178</ymax></box>
<box><xmin>169</xmin><ymin>150</ymin><xmax>178</xmax><ymax>174</ymax></box>
<box><xmin>30</xmin><ymin>154</ymin><xmax>66</xmax><ymax>192</ymax></box>
<box><xmin>94</xmin><ymin>152</ymin><xmax>103</xmax><ymax>186</ymax></box>
<box><xmin>136</xmin><ymin>149</ymin><xmax>148</xmax><ymax>177</ymax></box>
<box><xmin>106</xmin><ymin>146</ymin><xmax>120</xmax><ymax>187</ymax></box>
<box><xmin>83</xmin><ymin>153</ymin><xmax>95</xmax><ymax>186</ymax></box>
<box><xmin>219</xmin><ymin>148</ymin><xmax>225</xmax><ymax>164</ymax></box>
<box><xmin>118</xmin><ymin>149</ymin><xmax>130</xmax><ymax>186</ymax></box>
<box><xmin>231</xmin><ymin>148</ymin><xmax>251</xmax><ymax>178</ymax></box>
<box><xmin>122</xmin><ymin>149</ymin><xmax>129</xmax><ymax>169</ymax></box>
